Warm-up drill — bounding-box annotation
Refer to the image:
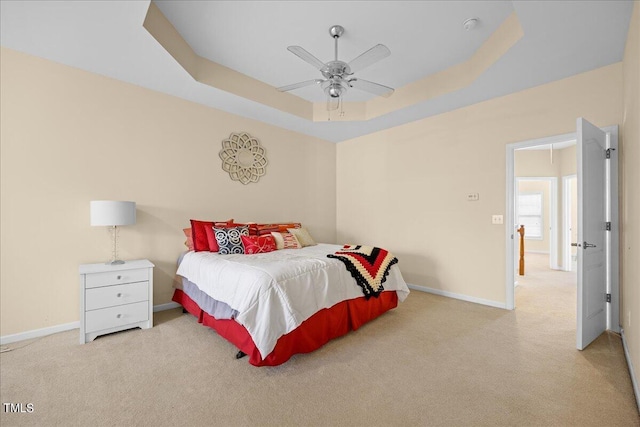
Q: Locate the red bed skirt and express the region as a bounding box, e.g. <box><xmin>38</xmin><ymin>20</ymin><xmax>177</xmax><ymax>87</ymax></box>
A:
<box><xmin>172</xmin><ymin>288</ymin><xmax>398</xmax><ymax>366</ymax></box>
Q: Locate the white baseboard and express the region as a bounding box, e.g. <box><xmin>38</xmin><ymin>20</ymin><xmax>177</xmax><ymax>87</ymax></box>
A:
<box><xmin>621</xmin><ymin>328</ymin><xmax>640</xmax><ymax>413</ymax></box>
<box><xmin>153</xmin><ymin>302</ymin><xmax>180</xmax><ymax>312</ymax></box>
<box><xmin>0</xmin><ymin>302</ymin><xmax>182</xmax><ymax>345</ymax></box>
<box><xmin>0</xmin><ymin>321</ymin><xmax>80</xmax><ymax>345</ymax></box>
<box><xmin>407</xmin><ymin>283</ymin><xmax>507</xmax><ymax>309</ymax></box>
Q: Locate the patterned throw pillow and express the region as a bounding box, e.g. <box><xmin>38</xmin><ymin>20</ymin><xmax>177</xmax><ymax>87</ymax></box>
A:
<box><xmin>270</xmin><ymin>232</ymin><xmax>301</xmax><ymax>250</ymax></box>
<box><xmin>214</xmin><ymin>225</ymin><xmax>250</xmax><ymax>254</ymax></box>
<box><xmin>283</xmin><ymin>233</ymin><xmax>301</xmax><ymax>249</ymax></box>
<box><xmin>287</xmin><ymin>227</ymin><xmax>316</xmax><ymax>247</ymax></box>
<box><xmin>241</xmin><ymin>235</ymin><xmax>277</xmax><ymax>254</ymax></box>
<box><xmin>205</xmin><ymin>222</ymin><xmax>246</xmax><ymax>252</ymax></box>
<box><xmin>190</xmin><ymin>219</ymin><xmax>234</xmax><ymax>252</ymax></box>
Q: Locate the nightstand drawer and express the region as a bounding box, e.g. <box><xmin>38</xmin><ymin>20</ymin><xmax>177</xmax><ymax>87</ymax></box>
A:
<box><xmin>85</xmin><ymin>268</ymin><xmax>149</xmax><ymax>289</ymax></box>
<box><xmin>85</xmin><ymin>281</ymin><xmax>149</xmax><ymax>311</ymax></box>
<box><xmin>85</xmin><ymin>301</ymin><xmax>149</xmax><ymax>333</ymax></box>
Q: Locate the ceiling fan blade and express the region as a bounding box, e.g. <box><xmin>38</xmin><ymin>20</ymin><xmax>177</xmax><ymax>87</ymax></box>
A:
<box><xmin>347</xmin><ymin>44</ymin><xmax>391</xmax><ymax>73</ymax></box>
<box><xmin>349</xmin><ymin>78</ymin><xmax>394</xmax><ymax>98</ymax></box>
<box><xmin>287</xmin><ymin>46</ymin><xmax>326</xmax><ymax>70</ymax></box>
<box><xmin>277</xmin><ymin>79</ymin><xmax>324</xmax><ymax>92</ymax></box>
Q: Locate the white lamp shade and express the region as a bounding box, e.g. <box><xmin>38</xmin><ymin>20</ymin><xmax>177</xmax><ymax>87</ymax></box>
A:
<box><xmin>90</xmin><ymin>201</ymin><xmax>136</xmax><ymax>226</ymax></box>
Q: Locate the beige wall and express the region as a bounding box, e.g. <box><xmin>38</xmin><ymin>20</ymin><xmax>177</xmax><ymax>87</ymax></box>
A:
<box><xmin>514</xmin><ymin>145</ymin><xmax>576</xmax><ymax>176</ymax></box>
<box><xmin>621</xmin><ymin>1</ymin><xmax>640</xmax><ymax>404</ymax></box>
<box><xmin>558</xmin><ymin>145</ymin><xmax>577</xmax><ymax>176</ymax></box>
<box><xmin>337</xmin><ymin>63</ymin><xmax>623</xmax><ymax>305</ymax></box>
<box><xmin>0</xmin><ymin>48</ymin><xmax>337</xmax><ymax>336</ymax></box>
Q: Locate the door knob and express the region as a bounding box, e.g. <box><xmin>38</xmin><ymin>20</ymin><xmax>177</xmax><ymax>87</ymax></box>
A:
<box><xmin>583</xmin><ymin>242</ymin><xmax>596</xmax><ymax>249</ymax></box>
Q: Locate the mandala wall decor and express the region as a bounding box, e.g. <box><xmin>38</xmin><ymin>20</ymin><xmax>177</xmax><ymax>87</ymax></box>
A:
<box><xmin>219</xmin><ymin>132</ymin><xmax>268</xmax><ymax>185</ymax></box>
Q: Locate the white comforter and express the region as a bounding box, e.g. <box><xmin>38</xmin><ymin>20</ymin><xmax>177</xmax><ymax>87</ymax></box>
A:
<box><xmin>176</xmin><ymin>243</ymin><xmax>410</xmax><ymax>359</ymax></box>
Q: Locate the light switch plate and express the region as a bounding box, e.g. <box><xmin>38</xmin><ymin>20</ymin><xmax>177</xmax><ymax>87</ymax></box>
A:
<box><xmin>492</xmin><ymin>215</ymin><xmax>503</xmax><ymax>224</ymax></box>
<box><xmin>467</xmin><ymin>193</ymin><xmax>479</xmax><ymax>201</ymax></box>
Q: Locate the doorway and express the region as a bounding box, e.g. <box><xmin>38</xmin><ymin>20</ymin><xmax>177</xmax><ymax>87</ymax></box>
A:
<box><xmin>506</xmin><ymin>132</ymin><xmax>577</xmax><ymax>311</ymax></box>
<box><xmin>504</xmin><ymin>125</ymin><xmax>619</xmax><ymax>338</ymax></box>
<box><xmin>512</xmin><ymin>145</ymin><xmax>575</xmax><ymax>314</ymax></box>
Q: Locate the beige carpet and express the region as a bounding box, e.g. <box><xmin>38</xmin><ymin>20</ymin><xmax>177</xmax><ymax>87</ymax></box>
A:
<box><xmin>1</xmin><ymin>257</ymin><xmax>638</xmax><ymax>426</ymax></box>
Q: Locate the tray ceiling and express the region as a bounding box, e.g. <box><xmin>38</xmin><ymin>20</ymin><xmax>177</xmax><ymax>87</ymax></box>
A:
<box><xmin>0</xmin><ymin>1</ymin><xmax>634</xmax><ymax>142</ymax></box>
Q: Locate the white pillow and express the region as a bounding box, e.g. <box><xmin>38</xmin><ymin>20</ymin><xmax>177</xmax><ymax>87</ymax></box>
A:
<box><xmin>270</xmin><ymin>232</ymin><xmax>284</xmax><ymax>250</ymax></box>
<box><xmin>287</xmin><ymin>227</ymin><xmax>317</xmax><ymax>247</ymax></box>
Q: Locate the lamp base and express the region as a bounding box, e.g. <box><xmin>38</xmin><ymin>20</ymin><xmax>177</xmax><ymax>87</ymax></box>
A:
<box><xmin>107</xmin><ymin>260</ymin><xmax>126</xmax><ymax>265</ymax></box>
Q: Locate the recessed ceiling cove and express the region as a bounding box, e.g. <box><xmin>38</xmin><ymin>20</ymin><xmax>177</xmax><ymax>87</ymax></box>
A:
<box><xmin>144</xmin><ymin>1</ymin><xmax>521</xmax><ymax>123</ymax></box>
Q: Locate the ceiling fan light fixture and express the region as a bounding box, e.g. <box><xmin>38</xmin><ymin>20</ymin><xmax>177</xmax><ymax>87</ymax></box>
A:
<box><xmin>326</xmin><ymin>97</ymin><xmax>340</xmax><ymax>111</ymax></box>
<box><xmin>323</xmin><ymin>79</ymin><xmax>348</xmax><ymax>111</ymax></box>
<box><xmin>322</xmin><ymin>78</ymin><xmax>348</xmax><ymax>97</ymax></box>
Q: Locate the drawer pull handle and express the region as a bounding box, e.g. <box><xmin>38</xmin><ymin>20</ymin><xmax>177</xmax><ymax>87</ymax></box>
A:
<box><xmin>116</xmin><ymin>314</ymin><xmax>122</xmax><ymax>319</ymax></box>
<box><xmin>117</xmin><ymin>275</ymin><xmax>122</xmax><ymax>280</ymax></box>
<box><xmin>116</xmin><ymin>293</ymin><xmax>122</xmax><ymax>298</ymax></box>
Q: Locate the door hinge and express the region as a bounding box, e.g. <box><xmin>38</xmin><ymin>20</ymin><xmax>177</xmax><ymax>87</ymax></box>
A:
<box><xmin>606</xmin><ymin>148</ymin><xmax>616</xmax><ymax>159</ymax></box>
<box><xmin>606</xmin><ymin>222</ymin><xmax>611</xmax><ymax>231</ymax></box>
<box><xmin>606</xmin><ymin>293</ymin><xmax>611</xmax><ymax>303</ymax></box>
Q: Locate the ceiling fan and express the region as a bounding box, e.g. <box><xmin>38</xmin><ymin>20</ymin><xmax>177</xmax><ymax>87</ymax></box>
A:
<box><xmin>277</xmin><ymin>25</ymin><xmax>394</xmax><ymax>110</ymax></box>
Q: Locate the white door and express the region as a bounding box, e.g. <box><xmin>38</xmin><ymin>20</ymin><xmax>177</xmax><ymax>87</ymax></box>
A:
<box><xmin>576</xmin><ymin>118</ymin><xmax>608</xmax><ymax>350</ymax></box>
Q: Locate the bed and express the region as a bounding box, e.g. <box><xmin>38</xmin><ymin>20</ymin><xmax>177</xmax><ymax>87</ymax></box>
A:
<box><xmin>172</xmin><ymin>243</ymin><xmax>410</xmax><ymax>366</ymax></box>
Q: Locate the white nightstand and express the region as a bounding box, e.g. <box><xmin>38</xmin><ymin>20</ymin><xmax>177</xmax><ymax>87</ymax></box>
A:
<box><xmin>79</xmin><ymin>259</ymin><xmax>154</xmax><ymax>344</ymax></box>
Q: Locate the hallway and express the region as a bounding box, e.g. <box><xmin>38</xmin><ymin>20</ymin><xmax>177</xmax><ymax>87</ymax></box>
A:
<box><xmin>515</xmin><ymin>252</ymin><xmax>576</xmax><ymax>321</ymax></box>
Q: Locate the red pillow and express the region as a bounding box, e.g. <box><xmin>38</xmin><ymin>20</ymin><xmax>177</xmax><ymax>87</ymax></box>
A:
<box><xmin>248</xmin><ymin>223</ymin><xmax>280</xmax><ymax>236</ymax></box>
<box><xmin>241</xmin><ymin>235</ymin><xmax>276</xmax><ymax>254</ymax></box>
<box><xmin>276</xmin><ymin>222</ymin><xmax>301</xmax><ymax>233</ymax></box>
<box><xmin>248</xmin><ymin>223</ymin><xmax>301</xmax><ymax>235</ymax></box>
<box><xmin>190</xmin><ymin>219</ymin><xmax>234</xmax><ymax>252</ymax></box>
<box><xmin>204</xmin><ymin>226</ymin><xmax>218</xmax><ymax>252</ymax></box>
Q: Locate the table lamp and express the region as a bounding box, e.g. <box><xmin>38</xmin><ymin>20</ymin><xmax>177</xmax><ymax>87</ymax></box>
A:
<box><xmin>90</xmin><ymin>200</ymin><xmax>136</xmax><ymax>264</ymax></box>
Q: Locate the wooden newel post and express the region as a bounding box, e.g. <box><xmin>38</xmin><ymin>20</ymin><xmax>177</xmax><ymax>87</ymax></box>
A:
<box><xmin>517</xmin><ymin>225</ymin><xmax>525</xmax><ymax>276</ymax></box>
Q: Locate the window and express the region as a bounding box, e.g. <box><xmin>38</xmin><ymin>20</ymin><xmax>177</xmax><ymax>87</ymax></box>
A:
<box><xmin>518</xmin><ymin>193</ymin><xmax>543</xmax><ymax>239</ymax></box>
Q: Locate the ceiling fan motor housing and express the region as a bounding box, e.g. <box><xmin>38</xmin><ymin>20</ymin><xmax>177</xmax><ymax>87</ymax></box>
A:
<box><xmin>321</xmin><ymin>61</ymin><xmax>352</xmax><ymax>79</ymax></box>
